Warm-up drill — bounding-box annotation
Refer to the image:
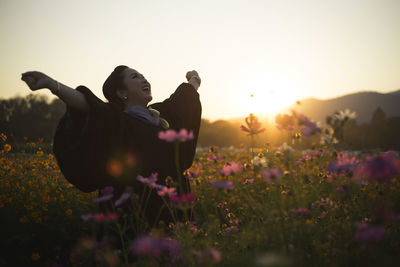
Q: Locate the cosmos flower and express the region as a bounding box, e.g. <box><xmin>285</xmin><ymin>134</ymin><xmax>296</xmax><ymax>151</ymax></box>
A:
<box><xmin>92</xmin><ymin>194</ymin><xmax>113</xmax><ymax>203</ymax></box>
<box><xmin>169</xmin><ymin>193</ymin><xmax>196</xmax><ymax>204</ymax></box>
<box><xmin>326</xmin><ymin>153</ymin><xmax>358</xmax><ymax>174</ymax></box>
<box><xmin>210</xmin><ymin>180</ymin><xmax>235</xmax><ymax>190</ymax></box>
<box><xmin>354</xmin><ymin>225</ymin><xmax>385</xmax><ymax>242</ymax></box>
<box><xmin>91</xmin><ymin>212</ymin><xmax>120</xmax><ymax>223</ymax></box>
<box><xmin>354</xmin><ymin>151</ymin><xmax>400</xmax><ymax>183</ymax></box>
<box><xmin>261</xmin><ymin>168</ymin><xmax>283</xmax><ymax>184</ymax></box>
<box><xmin>131</xmin><ymin>235</ymin><xmax>181</xmax><ymax>259</ymax></box>
<box><xmin>137</xmin><ymin>173</ymin><xmax>163</xmax><ymax>189</ymax></box>
<box><xmin>220</xmin><ymin>161</ymin><xmax>242</xmax><ymax>176</ymax></box>
<box><xmin>158</xmin><ymin>128</ymin><xmax>194</xmax><ymax>142</ymax></box>
<box><xmin>335</xmin><ymin>109</ymin><xmax>357</xmax><ymax>121</ymax></box>
<box><xmin>240</xmin><ymin>113</ymin><xmax>266</xmax><ymax>136</ymax></box>
<box><xmin>114</xmin><ymin>192</ymin><xmax>131</xmax><ymax>207</ymax></box>
<box><xmin>157</xmin><ymin>186</ymin><xmax>177</xmax><ymax>197</ymax></box>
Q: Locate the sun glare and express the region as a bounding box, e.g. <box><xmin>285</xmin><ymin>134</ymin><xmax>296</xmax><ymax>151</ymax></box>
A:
<box><xmin>239</xmin><ymin>76</ymin><xmax>301</xmax><ymax>118</ymax></box>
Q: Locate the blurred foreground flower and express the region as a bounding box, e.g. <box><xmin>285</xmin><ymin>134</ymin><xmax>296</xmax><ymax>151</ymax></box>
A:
<box><xmin>158</xmin><ymin>128</ymin><xmax>194</xmax><ymax>142</ymax></box>
<box><xmin>335</xmin><ymin>108</ymin><xmax>357</xmax><ymax>121</ymax></box>
<box><xmin>193</xmin><ymin>247</ymin><xmax>221</xmax><ymax>263</ymax></box>
<box><xmin>220</xmin><ymin>161</ymin><xmax>242</xmax><ymax>176</ymax></box>
<box><xmin>169</xmin><ymin>193</ymin><xmax>196</xmax><ymax>204</ymax></box>
<box><xmin>355</xmin><ymin>225</ymin><xmax>385</xmax><ymax>242</ymax></box>
<box><xmin>210</xmin><ymin>180</ymin><xmax>235</xmax><ymax>190</ymax></box>
<box><xmin>326</xmin><ymin>153</ymin><xmax>358</xmax><ymax>174</ymax></box>
<box><xmin>240</xmin><ymin>113</ymin><xmax>265</xmax><ymax>136</ymax></box>
<box><xmin>261</xmin><ymin>168</ymin><xmax>283</xmax><ymax>184</ymax></box>
<box><xmin>131</xmin><ymin>235</ymin><xmax>181</xmax><ymax>259</ymax></box>
<box><xmin>354</xmin><ymin>151</ymin><xmax>400</xmax><ymax>183</ymax></box>
<box><xmin>251</xmin><ymin>156</ymin><xmax>268</xmax><ymax>168</ymax></box>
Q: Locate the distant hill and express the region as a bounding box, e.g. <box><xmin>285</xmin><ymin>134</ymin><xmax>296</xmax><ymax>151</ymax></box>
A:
<box><xmin>285</xmin><ymin>89</ymin><xmax>400</xmax><ymax>124</ymax></box>
<box><xmin>222</xmin><ymin>89</ymin><xmax>400</xmax><ymax>125</ymax></box>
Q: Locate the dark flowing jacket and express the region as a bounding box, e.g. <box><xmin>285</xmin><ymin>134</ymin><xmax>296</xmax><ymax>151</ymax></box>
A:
<box><xmin>52</xmin><ymin>82</ymin><xmax>201</xmax><ymax>223</ymax></box>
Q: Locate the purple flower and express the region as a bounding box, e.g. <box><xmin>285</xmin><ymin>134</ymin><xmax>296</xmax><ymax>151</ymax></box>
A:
<box><xmin>220</xmin><ymin>161</ymin><xmax>242</xmax><ymax>176</ymax></box>
<box><xmin>169</xmin><ymin>193</ymin><xmax>196</xmax><ymax>204</ymax></box>
<box><xmin>114</xmin><ymin>192</ymin><xmax>131</xmax><ymax>207</ymax></box>
<box><xmin>186</xmin><ymin>169</ymin><xmax>201</xmax><ymax>178</ymax></box>
<box><xmin>137</xmin><ymin>173</ymin><xmax>163</xmax><ymax>189</ymax></box>
<box><xmin>327</xmin><ymin>153</ymin><xmax>358</xmax><ymax>174</ymax></box>
<box><xmin>100</xmin><ymin>186</ymin><xmax>114</xmax><ymax>194</ymax></box>
<box><xmin>354</xmin><ymin>151</ymin><xmax>400</xmax><ymax>183</ymax></box>
<box><xmin>81</xmin><ymin>214</ymin><xmax>93</xmax><ymax>222</ymax></box>
<box><xmin>355</xmin><ymin>225</ymin><xmax>385</xmax><ymax>242</ymax></box>
<box><xmin>211</xmin><ymin>180</ymin><xmax>235</xmax><ymax>190</ymax></box>
<box><xmin>131</xmin><ymin>235</ymin><xmax>181</xmax><ymax>259</ymax></box>
<box><xmin>92</xmin><ymin>194</ymin><xmax>113</xmax><ymax>203</ymax></box>
<box><xmin>261</xmin><ymin>168</ymin><xmax>283</xmax><ymax>184</ymax></box>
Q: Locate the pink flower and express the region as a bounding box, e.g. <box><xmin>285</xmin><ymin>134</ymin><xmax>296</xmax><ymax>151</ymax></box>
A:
<box><xmin>240</xmin><ymin>113</ymin><xmax>265</xmax><ymax>136</ymax></box>
<box><xmin>157</xmin><ymin>186</ymin><xmax>177</xmax><ymax>197</ymax></box>
<box><xmin>261</xmin><ymin>168</ymin><xmax>283</xmax><ymax>184</ymax></box>
<box><xmin>137</xmin><ymin>173</ymin><xmax>163</xmax><ymax>189</ymax></box>
<box><xmin>275</xmin><ymin>112</ymin><xmax>297</xmax><ymax>131</ymax></box>
<box><xmin>220</xmin><ymin>161</ymin><xmax>242</xmax><ymax>176</ymax></box>
<box><xmin>131</xmin><ymin>235</ymin><xmax>181</xmax><ymax>259</ymax></box>
<box><xmin>92</xmin><ymin>194</ymin><xmax>113</xmax><ymax>203</ymax></box>
<box><xmin>158</xmin><ymin>128</ymin><xmax>194</xmax><ymax>142</ymax></box>
<box><xmin>355</xmin><ymin>225</ymin><xmax>385</xmax><ymax>242</ymax></box>
<box><xmin>91</xmin><ymin>212</ymin><xmax>120</xmax><ymax>223</ymax></box>
<box><xmin>211</xmin><ymin>180</ymin><xmax>235</xmax><ymax>190</ymax></box>
<box><xmin>169</xmin><ymin>193</ymin><xmax>196</xmax><ymax>204</ymax></box>
<box><xmin>193</xmin><ymin>247</ymin><xmax>222</xmax><ymax>263</ymax></box>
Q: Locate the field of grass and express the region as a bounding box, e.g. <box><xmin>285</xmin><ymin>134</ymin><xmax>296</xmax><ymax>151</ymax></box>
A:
<box><xmin>1</xmin><ymin>131</ymin><xmax>400</xmax><ymax>266</ymax></box>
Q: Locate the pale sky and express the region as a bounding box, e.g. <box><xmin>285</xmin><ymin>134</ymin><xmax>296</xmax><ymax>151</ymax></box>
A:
<box><xmin>1</xmin><ymin>0</ymin><xmax>399</xmax><ymax>120</ymax></box>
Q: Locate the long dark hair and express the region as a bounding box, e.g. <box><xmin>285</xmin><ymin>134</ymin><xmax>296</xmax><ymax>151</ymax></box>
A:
<box><xmin>102</xmin><ymin>65</ymin><xmax>129</xmax><ymax>110</ymax></box>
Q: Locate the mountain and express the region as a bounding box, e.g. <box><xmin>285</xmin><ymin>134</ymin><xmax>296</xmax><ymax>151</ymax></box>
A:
<box><xmin>287</xmin><ymin>89</ymin><xmax>400</xmax><ymax>124</ymax></box>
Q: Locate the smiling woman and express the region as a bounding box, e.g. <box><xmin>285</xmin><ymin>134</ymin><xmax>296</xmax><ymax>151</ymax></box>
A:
<box><xmin>21</xmin><ymin>66</ymin><xmax>202</xmax><ymax>226</ymax></box>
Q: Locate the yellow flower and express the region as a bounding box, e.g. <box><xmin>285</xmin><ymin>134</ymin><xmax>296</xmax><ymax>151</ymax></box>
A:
<box><xmin>4</xmin><ymin>144</ymin><xmax>11</xmax><ymax>153</ymax></box>
<box><xmin>0</xmin><ymin>133</ymin><xmax>6</xmax><ymax>142</ymax></box>
<box><xmin>31</xmin><ymin>252</ymin><xmax>40</xmax><ymax>261</ymax></box>
<box><xmin>65</xmin><ymin>209</ymin><xmax>72</xmax><ymax>216</ymax></box>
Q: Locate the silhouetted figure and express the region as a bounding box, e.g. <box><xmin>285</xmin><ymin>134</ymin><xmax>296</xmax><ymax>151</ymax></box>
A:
<box><xmin>21</xmin><ymin>66</ymin><xmax>202</xmax><ymax>228</ymax></box>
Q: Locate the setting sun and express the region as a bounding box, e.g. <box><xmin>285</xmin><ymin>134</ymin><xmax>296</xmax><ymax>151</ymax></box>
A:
<box><xmin>240</xmin><ymin>76</ymin><xmax>301</xmax><ymax>117</ymax></box>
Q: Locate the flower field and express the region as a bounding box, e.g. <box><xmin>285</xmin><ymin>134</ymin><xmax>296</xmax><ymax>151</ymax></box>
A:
<box><xmin>1</xmin><ymin>115</ymin><xmax>400</xmax><ymax>266</ymax></box>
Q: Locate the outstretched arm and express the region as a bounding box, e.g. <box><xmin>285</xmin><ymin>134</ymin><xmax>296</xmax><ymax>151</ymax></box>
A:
<box><xmin>21</xmin><ymin>71</ymin><xmax>89</xmax><ymax>113</ymax></box>
<box><xmin>186</xmin><ymin>70</ymin><xmax>201</xmax><ymax>90</ymax></box>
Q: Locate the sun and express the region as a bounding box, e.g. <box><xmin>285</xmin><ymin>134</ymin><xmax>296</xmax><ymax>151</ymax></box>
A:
<box><xmin>240</xmin><ymin>76</ymin><xmax>301</xmax><ymax>118</ymax></box>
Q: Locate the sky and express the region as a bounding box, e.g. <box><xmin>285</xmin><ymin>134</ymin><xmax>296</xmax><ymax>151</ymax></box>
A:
<box><xmin>1</xmin><ymin>0</ymin><xmax>399</xmax><ymax>120</ymax></box>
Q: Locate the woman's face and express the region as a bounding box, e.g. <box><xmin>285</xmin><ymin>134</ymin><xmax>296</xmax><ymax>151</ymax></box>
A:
<box><xmin>120</xmin><ymin>68</ymin><xmax>152</xmax><ymax>107</ymax></box>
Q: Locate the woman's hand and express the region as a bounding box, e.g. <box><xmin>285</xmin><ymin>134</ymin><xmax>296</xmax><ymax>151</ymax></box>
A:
<box><xmin>21</xmin><ymin>71</ymin><xmax>55</xmax><ymax>91</ymax></box>
<box><xmin>186</xmin><ymin>70</ymin><xmax>201</xmax><ymax>90</ymax></box>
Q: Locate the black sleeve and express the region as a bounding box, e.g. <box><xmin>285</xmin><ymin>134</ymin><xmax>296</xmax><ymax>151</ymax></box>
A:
<box><xmin>150</xmin><ymin>83</ymin><xmax>202</xmax><ymax>171</ymax></box>
<box><xmin>52</xmin><ymin>86</ymin><xmax>122</xmax><ymax>192</ymax></box>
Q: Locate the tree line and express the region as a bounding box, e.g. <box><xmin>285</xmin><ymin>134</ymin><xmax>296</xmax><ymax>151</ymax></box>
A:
<box><xmin>1</xmin><ymin>94</ymin><xmax>399</xmax><ymax>150</ymax></box>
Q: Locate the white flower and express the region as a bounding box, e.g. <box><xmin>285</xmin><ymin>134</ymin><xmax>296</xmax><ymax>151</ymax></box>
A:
<box><xmin>335</xmin><ymin>109</ymin><xmax>357</xmax><ymax>121</ymax></box>
<box><xmin>251</xmin><ymin>156</ymin><xmax>268</xmax><ymax>168</ymax></box>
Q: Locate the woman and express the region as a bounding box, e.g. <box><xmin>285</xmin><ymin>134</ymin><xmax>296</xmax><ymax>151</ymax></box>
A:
<box><xmin>21</xmin><ymin>66</ymin><xmax>202</xmax><ymax>226</ymax></box>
